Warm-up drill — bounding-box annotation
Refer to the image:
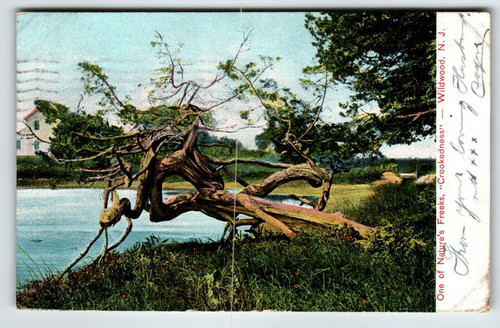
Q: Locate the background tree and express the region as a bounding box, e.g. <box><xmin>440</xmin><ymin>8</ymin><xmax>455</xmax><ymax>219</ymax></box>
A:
<box><xmin>255</xmin><ymin>12</ymin><xmax>435</xmax><ymax>173</ymax></box>
<box><xmin>304</xmin><ymin>11</ymin><xmax>436</xmax><ymax>146</ymax></box>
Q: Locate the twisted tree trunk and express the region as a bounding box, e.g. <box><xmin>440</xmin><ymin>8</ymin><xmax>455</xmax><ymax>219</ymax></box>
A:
<box><xmin>99</xmin><ymin>125</ymin><xmax>375</xmax><ymax>239</ymax></box>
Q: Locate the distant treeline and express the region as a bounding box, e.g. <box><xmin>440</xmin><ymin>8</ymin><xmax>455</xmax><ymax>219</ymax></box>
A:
<box><xmin>332</xmin><ymin>158</ymin><xmax>435</xmax><ymax>184</ymax></box>
<box><xmin>391</xmin><ymin>158</ymin><xmax>435</xmax><ymax>176</ymax></box>
<box><xmin>18</xmin><ymin>148</ymin><xmax>435</xmax><ymax>187</ymax></box>
<box><xmin>17</xmin><ymin>156</ymin><xmax>74</xmax><ymax>182</ymax></box>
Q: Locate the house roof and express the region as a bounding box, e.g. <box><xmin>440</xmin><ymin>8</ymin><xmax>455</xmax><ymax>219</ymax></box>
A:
<box><xmin>23</xmin><ymin>107</ymin><xmax>39</xmax><ymax>120</ymax></box>
<box><xmin>16</xmin><ymin>107</ymin><xmax>39</xmax><ymax>133</ymax></box>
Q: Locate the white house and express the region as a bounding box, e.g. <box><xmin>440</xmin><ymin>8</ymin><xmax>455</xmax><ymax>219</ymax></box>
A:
<box><xmin>16</xmin><ymin>107</ymin><xmax>54</xmax><ymax>156</ymax></box>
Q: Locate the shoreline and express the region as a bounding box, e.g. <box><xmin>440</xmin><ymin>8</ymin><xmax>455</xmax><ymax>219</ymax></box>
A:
<box><xmin>16</xmin><ymin>179</ymin><xmax>373</xmax><ymax>199</ymax></box>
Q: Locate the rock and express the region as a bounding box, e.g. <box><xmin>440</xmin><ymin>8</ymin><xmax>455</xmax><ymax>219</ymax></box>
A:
<box><xmin>372</xmin><ymin>172</ymin><xmax>402</xmax><ymax>187</ymax></box>
<box><xmin>414</xmin><ymin>174</ymin><xmax>436</xmax><ymax>185</ymax></box>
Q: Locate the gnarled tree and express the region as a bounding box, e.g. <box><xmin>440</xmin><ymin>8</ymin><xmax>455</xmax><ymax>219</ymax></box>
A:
<box><xmin>32</xmin><ymin>33</ymin><xmax>374</xmax><ymax>278</ymax></box>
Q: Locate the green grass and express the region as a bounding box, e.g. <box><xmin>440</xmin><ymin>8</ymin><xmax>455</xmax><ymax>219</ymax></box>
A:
<box><xmin>17</xmin><ymin>233</ymin><xmax>434</xmax><ymax>311</ymax></box>
<box><xmin>343</xmin><ymin>181</ymin><xmax>436</xmax><ymax>232</ymax></box>
<box><xmin>16</xmin><ymin>181</ymin><xmax>435</xmax><ymax>312</ymax></box>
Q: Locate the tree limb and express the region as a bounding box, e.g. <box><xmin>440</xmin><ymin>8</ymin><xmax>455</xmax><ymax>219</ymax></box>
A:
<box><xmin>21</xmin><ymin>122</ymin><xmax>52</xmax><ymax>144</ymax></box>
<box><xmin>106</xmin><ymin>216</ymin><xmax>133</xmax><ymax>252</ymax></box>
<box><xmin>236</xmin><ymin>193</ymin><xmax>296</xmax><ymax>238</ymax></box>
<box><xmin>57</xmin><ymin>227</ymin><xmax>104</xmax><ymax>279</ymax></box>
<box><xmin>206</xmin><ymin>157</ymin><xmax>291</xmax><ymax>169</ymax></box>
<box><xmin>395</xmin><ymin>108</ymin><xmax>436</xmax><ymax>122</ymax></box>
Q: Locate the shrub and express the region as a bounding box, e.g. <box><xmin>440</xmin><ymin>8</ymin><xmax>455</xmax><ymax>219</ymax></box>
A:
<box><xmin>333</xmin><ymin>162</ymin><xmax>398</xmax><ymax>184</ymax></box>
<box><xmin>344</xmin><ymin>181</ymin><xmax>436</xmax><ymax>243</ymax></box>
<box><xmin>17</xmin><ymin>156</ymin><xmax>73</xmax><ymax>181</ymax></box>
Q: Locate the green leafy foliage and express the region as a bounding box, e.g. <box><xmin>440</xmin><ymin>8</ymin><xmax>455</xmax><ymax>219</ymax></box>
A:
<box><xmin>117</xmin><ymin>104</ymin><xmax>186</xmax><ymax>128</ymax></box>
<box><xmin>333</xmin><ymin>162</ymin><xmax>398</xmax><ymax>184</ymax></box>
<box><xmin>79</xmin><ymin>62</ymin><xmax>123</xmax><ymax>110</ymax></box>
<box><xmin>34</xmin><ymin>99</ymin><xmax>148</xmax><ymax>182</ymax></box>
<box><xmin>17</xmin><ymin>156</ymin><xmax>74</xmax><ymax>185</ymax></box>
<box><xmin>36</xmin><ymin>99</ymin><xmax>124</xmax><ymax>161</ymax></box>
<box><xmin>305</xmin><ymin>12</ymin><xmax>436</xmax><ymax>145</ymax></box>
<box><xmin>254</xmin><ymin>12</ymin><xmax>436</xmax><ymax>167</ymax></box>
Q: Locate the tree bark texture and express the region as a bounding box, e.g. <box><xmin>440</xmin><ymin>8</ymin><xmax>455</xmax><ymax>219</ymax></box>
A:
<box><xmin>98</xmin><ymin>125</ymin><xmax>375</xmax><ymax>239</ymax></box>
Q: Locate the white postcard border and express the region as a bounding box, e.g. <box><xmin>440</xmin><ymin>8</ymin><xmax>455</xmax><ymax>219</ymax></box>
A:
<box><xmin>436</xmin><ymin>11</ymin><xmax>491</xmax><ymax>312</ymax></box>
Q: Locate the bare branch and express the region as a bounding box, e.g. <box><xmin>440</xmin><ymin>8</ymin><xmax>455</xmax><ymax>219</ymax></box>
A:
<box><xmin>21</xmin><ymin>122</ymin><xmax>51</xmax><ymax>144</ymax></box>
<box><xmin>149</xmin><ymin>32</ymin><xmax>251</xmax><ymax>108</ymax></box>
<box><xmin>103</xmin><ymin>79</ymin><xmax>125</xmax><ymax>109</ymax></box>
<box><xmin>290</xmin><ymin>194</ymin><xmax>317</xmax><ymax>207</ymax></box>
<box><xmin>57</xmin><ymin>227</ymin><xmax>104</xmax><ymax>279</ymax></box>
<box><xmin>106</xmin><ymin>216</ymin><xmax>133</xmax><ymax>251</ymax></box>
<box><xmin>206</xmin><ymin>156</ymin><xmax>291</xmax><ymax>169</ymax></box>
<box><xmin>76</xmin><ymin>94</ymin><xmax>84</xmax><ymax>113</ymax></box>
<box><xmin>116</xmin><ymin>156</ymin><xmax>133</xmax><ymax>187</ymax></box>
<box><xmin>84</xmin><ymin>171</ymin><xmax>122</xmax><ymax>182</ymax></box>
<box><xmin>285</xmin><ymin>136</ymin><xmax>317</xmax><ymax>169</ymax></box>
<box><xmin>222</xmin><ymin>166</ymin><xmax>249</xmax><ymax>187</ymax></box>
<box><xmin>298</xmin><ymin>72</ymin><xmax>329</xmax><ymax>141</ymax></box>
<box><xmin>395</xmin><ymin>108</ymin><xmax>436</xmax><ymax>122</ymax></box>
<box><xmin>72</xmin><ymin>131</ymin><xmax>139</xmax><ymax>141</ymax></box>
<box><xmin>58</xmin><ymin>146</ymin><xmax>114</xmax><ymax>163</ymax></box>
<box><xmin>78</xmin><ymin>166</ymin><xmax>120</xmax><ymax>173</ymax></box>
<box><xmin>204</xmin><ymin>61</ymin><xmax>270</xmax><ymax>111</ymax></box>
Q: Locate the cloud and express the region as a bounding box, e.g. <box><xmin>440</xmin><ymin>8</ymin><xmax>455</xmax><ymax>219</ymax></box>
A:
<box><xmin>380</xmin><ymin>139</ymin><xmax>436</xmax><ymax>159</ymax></box>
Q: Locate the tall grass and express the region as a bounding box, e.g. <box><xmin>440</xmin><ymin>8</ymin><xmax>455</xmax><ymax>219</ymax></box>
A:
<box><xmin>17</xmin><ymin>234</ymin><xmax>434</xmax><ymax>311</ymax></box>
<box><xmin>17</xmin><ymin>245</ymin><xmax>59</xmax><ymax>289</ymax></box>
<box><xmin>343</xmin><ymin>181</ymin><xmax>435</xmax><ymax>239</ymax></box>
<box><xmin>16</xmin><ymin>181</ymin><xmax>435</xmax><ymax>312</ymax></box>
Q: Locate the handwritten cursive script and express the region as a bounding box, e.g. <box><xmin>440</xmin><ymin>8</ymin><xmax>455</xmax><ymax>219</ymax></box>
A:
<box><xmin>450</xmin><ymin>101</ymin><xmax>478</xmax><ymax>155</ymax></box>
<box><xmin>445</xmin><ymin>226</ymin><xmax>469</xmax><ymax>276</ymax></box>
<box><xmin>466</xmin><ymin>169</ymin><xmax>479</xmax><ymax>201</ymax></box>
<box><xmin>452</xmin><ymin>14</ymin><xmax>468</xmax><ymax>94</ymax></box>
<box><xmin>454</xmin><ymin>172</ymin><xmax>480</xmax><ymax>222</ymax></box>
<box><xmin>471</xmin><ymin>28</ymin><xmax>490</xmax><ymax>98</ymax></box>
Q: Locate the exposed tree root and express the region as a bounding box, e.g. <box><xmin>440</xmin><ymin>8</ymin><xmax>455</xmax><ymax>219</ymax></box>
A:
<box><xmin>59</xmin><ymin>122</ymin><xmax>375</xmax><ymax>278</ymax></box>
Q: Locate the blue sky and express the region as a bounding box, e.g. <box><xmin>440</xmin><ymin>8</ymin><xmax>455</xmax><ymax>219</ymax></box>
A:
<box><xmin>16</xmin><ymin>12</ymin><xmax>434</xmax><ymax>157</ymax></box>
<box><xmin>16</xmin><ymin>12</ymin><xmax>321</xmax><ymax>108</ymax></box>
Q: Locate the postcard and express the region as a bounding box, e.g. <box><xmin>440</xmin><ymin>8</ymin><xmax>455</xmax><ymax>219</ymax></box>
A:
<box><xmin>15</xmin><ymin>11</ymin><xmax>490</xmax><ymax>313</ymax></box>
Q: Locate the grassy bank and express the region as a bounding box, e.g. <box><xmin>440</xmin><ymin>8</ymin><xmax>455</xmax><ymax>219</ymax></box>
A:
<box><xmin>17</xmin><ymin>232</ymin><xmax>433</xmax><ymax>311</ymax></box>
<box><xmin>16</xmin><ymin>181</ymin><xmax>435</xmax><ymax>312</ymax></box>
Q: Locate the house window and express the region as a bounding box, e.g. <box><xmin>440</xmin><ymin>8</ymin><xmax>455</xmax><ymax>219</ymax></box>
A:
<box><xmin>34</xmin><ymin>139</ymin><xmax>39</xmax><ymax>150</ymax></box>
<box><xmin>16</xmin><ymin>140</ymin><xmax>21</xmax><ymax>150</ymax></box>
<box><xmin>34</xmin><ymin>120</ymin><xmax>40</xmax><ymax>130</ymax></box>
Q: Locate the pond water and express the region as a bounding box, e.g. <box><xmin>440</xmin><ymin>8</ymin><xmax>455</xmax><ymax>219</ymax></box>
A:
<box><xmin>16</xmin><ymin>188</ymin><xmax>305</xmax><ymax>286</ymax></box>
